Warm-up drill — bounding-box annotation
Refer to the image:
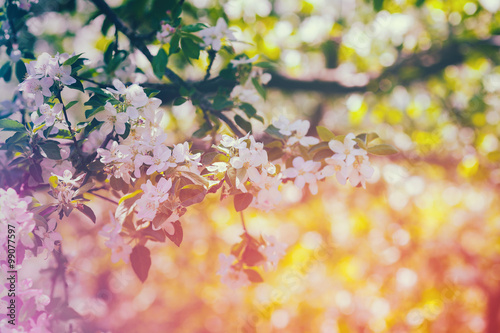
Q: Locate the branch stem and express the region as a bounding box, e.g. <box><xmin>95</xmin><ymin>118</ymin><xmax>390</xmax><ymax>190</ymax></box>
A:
<box><xmin>240</xmin><ymin>211</ymin><xmax>248</xmax><ymax>234</ymax></box>
<box><xmin>55</xmin><ymin>89</ymin><xmax>88</xmax><ymax>171</ymax></box>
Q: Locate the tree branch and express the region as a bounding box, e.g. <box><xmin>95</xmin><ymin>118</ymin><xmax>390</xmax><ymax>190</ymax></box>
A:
<box><xmin>89</xmin><ymin>0</ymin><xmax>244</xmax><ymax>137</ymax></box>
<box><xmin>144</xmin><ymin>37</ymin><xmax>500</xmax><ymax>105</ymax></box>
<box><xmin>55</xmin><ymin>89</ymin><xmax>88</xmax><ymax>171</ymax></box>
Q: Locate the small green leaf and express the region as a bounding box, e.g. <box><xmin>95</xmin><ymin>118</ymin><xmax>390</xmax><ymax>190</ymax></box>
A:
<box><xmin>39</xmin><ymin>140</ymin><xmax>62</xmax><ymax>160</ymax></box>
<box><xmin>130</xmin><ymin>245</ymin><xmax>151</xmax><ymax>283</ymax></box>
<box><xmin>374</xmin><ymin>0</ymin><xmax>384</xmax><ymax>11</ymax></box>
<box><xmin>367</xmin><ymin>144</ymin><xmax>399</xmax><ymax>155</ymax></box>
<box><xmin>15</xmin><ymin>60</ymin><xmax>26</xmax><ymax>82</ymax></box>
<box><xmin>0</xmin><ymin>62</ymin><xmax>12</xmax><ymax>81</ymax></box>
<box><xmin>65</xmin><ymin>101</ymin><xmax>78</xmax><ymax>110</ymax></box>
<box><xmin>192</xmin><ymin>121</ymin><xmax>212</xmax><ymax>138</ymax></box>
<box><xmin>153</xmin><ymin>48</ymin><xmax>169</xmax><ymax>79</ymax></box>
<box><xmin>104</xmin><ymin>41</ymin><xmax>114</xmax><ymax>65</ymax></box>
<box><xmin>239</xmin><ymin>103</ymin><xmax>257</xmax><ymax>118</ymax></box>
<box><xmin>265</xmin><ymin>125</ymin><xmax>284</xmax><ymax>139</ymax></box>
<box><xmin>0</xmin><ymin>119</ymin><xmax>25</xmax><ymax>132</ymax></box>
<box><xmin>181</xmin><ymin>37</ymin><xmax>200</xmax><ymax>59</ymax></box>
<box><xmin>85</xmin><ymin>106</ymin><xmax>104</xmax><ymax>119</ymax></box>
<box><xmin>169</xmin><ymin>33</ymin><xmax>181</xmax><ymax>55</ymax></box>
<box><xmin>1</xmin><ymin>62</ymin><xmax>12</xmax><ymax>82</ymax></box>
<box><xmin>63</xmin><ymin>53</ymin><xmax>84</xmax><ymax>66</ymax></box>
<box><xmin>173</xmin><ymin>97</ymin><xmax>187</xmax><ymax>106</ymax></box>
<box><xmin>67</xmin><ymin>80</ymin><xmax>84</xmax><ymax>92</ymax></box>
<box><xmin>180</xmin><ymin>23</ymin><xmax>207</xmax><ymax>33</ymax></box>
<box><xmin>234</xmin><ymin>115</ymin><xmax>252</xmax><ymax>133</ymax></box>
<box><xmin>251</xmin><ymin>77</ymin><xmax>266</xmax><ymax>99</ymax></box>
<box><xmin>316</xmin><ymin>126</ymin><xmax>336</xmax><ymax>142</ymax></box>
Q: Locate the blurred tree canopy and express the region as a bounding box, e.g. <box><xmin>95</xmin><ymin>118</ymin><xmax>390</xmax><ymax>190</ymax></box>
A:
<box><xmin>1</xmin><ymin>0</ymin><xmax>500</xmax><ymax>332</ymax></box>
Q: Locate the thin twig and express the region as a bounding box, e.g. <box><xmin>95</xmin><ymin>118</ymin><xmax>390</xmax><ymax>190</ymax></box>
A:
<box><xmin>87</xmin><ymin>191</ymin><xmax>119</xmax><ymax>205</ymax></box>
<box><xmin>240</xmin><ymin>211</ymin><xmax>248</xmax><ymax>234</ymax></box>
<box><xmin>204</xmin><ymin>49</ymin><xmax>217</xmax><ymax>81</ymax></box>
<box><xmin>74</xmin><ymin>75</ymin><xmax>108</xmax><ymax>88</ymax></box>
<box><xmin>55</xmin><ymin>89</ymin><xmax>88</xmax><ymax>171</ymax></box>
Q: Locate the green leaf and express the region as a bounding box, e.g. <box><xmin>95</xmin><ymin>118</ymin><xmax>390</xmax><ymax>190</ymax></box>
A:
<box><xmin>107</xmin><ymin>50</ymin><xmax>128</xmax><ymax>73</ymax></box>
<box><xmin>234</xmin><ymin>115</ymin><xmax>252</xmax><ymax>133</ymax></box>
<box><xmin>234</xmin><ymin>193</ymin><xmax>253</xmax><ymax>212</ymax></box>
<box><xmin>15</xmin><ymin>60</ymin><xmax>26</xmax><ymax>82</ymax></box>
<box><xmin>104</xmin><ymin>41</ymin><xmax>114</xmax><ymax>65</ymax></box>
<box><xmin>165</xmin><ymin>220</ymin><xmax>183</xmax><ymax>247</ymax></box>
<box><xmin>85</xmin><ymin>87</ymin><xmax>112</xmax><ymax>96</ymax></box>
<box><xmin>181</xmin><ymin>37</ymin><xmax>200</xmax><ymax>59</ymax></box>
<box><xmin>251</xmin><ymin>77</ymin><xmax>266</xmax><ymax>99</ymax></box>
<box><xmin>374</xmin><ymin>0</ymin><xmax>384</xmax><ymax>11</ymax></box>
<box><xmin>416</xmin><ymin>0</ymin><xmax>425</xmax><ymax>7</ymax></box>
<box><xmin>169</xmin><ymin>33</ymin><xmax>181</xmax><ymax>55</ymax></box>
<box><xmin>173</xmin><ymin>97</ymin><xmax>187</xmax><ymax>106</ymax></box>
<box><xmin>316</xmin><ymin>126</ymin><xmax>335</xmax><ymax>142</ymax></box>
<box><xmin>130</xmin><ymin>245</ymin><xmax>151</xmax><ymax>283</ymax></box>
<box><xmin>192</xmin><ymin>121</ymin><xmax>212</xmax><ymax>138</ymax></box>
<box><xmin>367</xmin><ymin>144</ymin><xmax>399</xmax><ymax>155</ymax></box>
<box><xmin>153</xmin><ymin>48</ymin><xmax>169</xmax><ymax>79</ymax></box>
<box><xmin>67</xmin><ymin>79</ymin><xmax>84</xmax><ymax>92</ymax></box>
<box><xmin>65</xmin><ymin>101</ymin><xmax>78</xmax><ymax>110</ymax></box>
<box><xmin>144</xmin><ymin>88</ymin><xmax>160</xmax><ymax>98</ymax></box>
<box><xmin>101</xmin><ymin>17</ymin><xmax>113</xmax><ymax>36</ymax></box>
<box><xmin>0</xmin><ymin>119</ymin><xmax>25</xmax><ymax>132</ymax></box>
<box><xmin>265</xmin><ymin>125</ymin><xmax>284</xmax><ymax>139</ymax></box>
<box><xmin>39</xmin><ymin>140</ymin><xmax>62</xmax><ymax>160</ymax></box>
<box><xmin>63</xmin><ymin>53</ymin><xmax>84</xmax><ymax>66</ymax></box>
<box><xmin>85</xmin><ymin>106</ymin><xmax>104</xmax><ymax>119</ymax></box>
<box><xmin>239</xmin><ymin>103</ymin><xmax>257</xmax><ymax>118</ymax></box>
<box><xmin>1</xmin><ymin>62</ymin><xmax>12</xmax><ymax>82</ymax></box>
<box><xmin>180</xmin><ymin>23</ymin><xmax>207</xmax><ymax>32</ymax></box>
<box><xmin>212</xmin><ymin>95</ymin><xmax>233</xmax><ymax>111</ymax></box>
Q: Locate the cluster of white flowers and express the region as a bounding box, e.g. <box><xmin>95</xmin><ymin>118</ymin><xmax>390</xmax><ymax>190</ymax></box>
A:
<box><xmin>0</xmin><ymin>188</ymin><xmax>57</xmax><ymax>330</ymax></box>
<box><xmin>217</xmin><ymin>254</ymin><xmax>251</xmax><ymax>289</ymax></box>
<box><xmin>199</xmin><ymin>18</ymin><xmax>236</xmax><ymax>51</ymax></box>
<box><xmin>208</xmin><ymin>133</ymin><xmax>283</xmax><ymax>211</ymax></box>
<box><xmin>273</xmin><ymin>116</ymin><xmax>319</xmax><ymax>147</ymax></box>
<box><xmin>258</xmin><ymin>235</ymin><xmax>287</xmax><ymax>271</ymax></box>
<box><xmin>95</xmin><ymin>80</ymin><xmax>204</xmax><ymax>232</ymax></box>
<box><xmin>319</xmin><ymin>133</ymin><xmax>375</xmax><ymax>188</ymax></box>
<box><xmin>157</xmin><ymin>21</ymin><xmax>176</xmax><ymax>44</ymax></box>
<box><xmin>19</xmin><ymin>52</ymin><xmax>75</xmax><ymax>107</ymax></box>
<box><xmin>50</xmin><ymin>170</ymin><xmax>84</xmax><ymax>216</ymax></box>
<box><xmin>0</xmin><ymin>188</ymin><xmax>35</xmax><ymax>262</ymax></box>
<box><xmin>99</xmin><ymin>212</ymin><xmax>132</xmax><ymax>263</ymax></box>
<box><xmin>0</xmin><ymin>279</ymin><xmax>52</xmax><ymax>332</ymax></box>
